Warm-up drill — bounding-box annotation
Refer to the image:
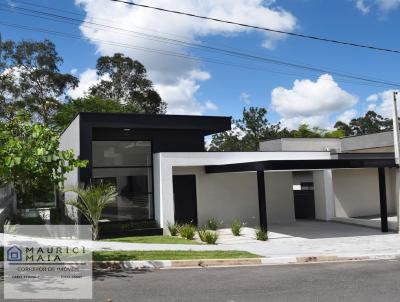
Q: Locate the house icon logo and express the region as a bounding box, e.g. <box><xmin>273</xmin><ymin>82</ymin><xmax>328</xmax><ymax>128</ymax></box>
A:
<box><xmin>7</xmin><ymin>245</ymin><xmax>22</xmax><ymax>261</ymax></box>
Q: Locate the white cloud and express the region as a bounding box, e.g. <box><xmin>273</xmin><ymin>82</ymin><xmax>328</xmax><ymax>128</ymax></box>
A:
<box><xmin>155</xmin><ymin>70</ymin><xmax>217</xmax><ymax>115</ymax></box>
<box><xmin>368</xmin><ymin>103</ymin><xmax>377</xmax><ymax>111</ymax></box>
<box><xmin>337</xmin><ymin>109</ymin><xmax>358</xmax><ymax>123</ymax></box>
<box><xmin>70</xmin><ymin>68</ymin><xmax>78</xmax><ymax>75</ymax></box>
<box><xmin>271</xmin><ymin>74</ymin><xmax>358</xmax><ymax>129</ymax></box>
<box><xmin>356</xmin><ymin>0</ymin><xmax>371</xmax><ymax>14</ymax></box>
<box><xmin>240</xmin><ymin>92</ymin><xmax>251</xmax><ymax>104</ymax></box>
<box><xmin>367</xmin><ymin>94</ymin><xmax>379</xmax><ymax>102</ymax></box>
<box><xmin>75</xmin><ymin>0</ymin><xmax>297</xmax><ymax>114</ymax></box>
<box><xmin>204</xmin><ymin>100</ymin><xmax>219</xmax><ymax>111</ymax></box>
<box><xmin>279</xmin><ymin>115</ymin><xmax>331</xmax><ymax>129</ymax></box>
<box><xmin>365</xmin><ymin>89</ymin><xmax>396</xmax><ymax>117</ymax></box>
<box><xmin>355</xmin><ymin>0</ymin><xmax>400</xmax><ymax>13</ymax></box>
<box><xmin>377</xmin><ymin>0</ymin><xmax>400</xmax><ymax>11</ymax></box>
<box><xmin>68</xmin><ymin>68</ymin><xmax>107</xmax><ymax>98</ymax></box>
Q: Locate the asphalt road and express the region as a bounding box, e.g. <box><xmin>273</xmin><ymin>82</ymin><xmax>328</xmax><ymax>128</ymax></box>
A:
<box><xmin>2</xmin><ymin>260</ymin><xmax>400</xmax><ymax>301</ymax></box>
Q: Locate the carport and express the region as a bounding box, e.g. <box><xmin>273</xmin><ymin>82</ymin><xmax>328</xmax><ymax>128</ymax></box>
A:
<box><xmin>205</xmin><ymin>157</ymin><xmax>397</xmax><ymax>233</ymax></box>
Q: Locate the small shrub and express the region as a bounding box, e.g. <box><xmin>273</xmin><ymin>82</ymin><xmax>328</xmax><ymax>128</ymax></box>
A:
<box><xmin>167</xmin><ymin>222</ymin><xmax>179</xmax><ymax>236</ymax></box>
<box><xmin>178</xmin><ymin>224</ymin><xmax>196</xmax><ymax>240</ymax></box>
<box><xmin>206</xmin><ymin>218</ymin><xmax>219</xmax><ymax>230</ymax></box>
<box><xmin>198</xmin><ymin>228</ymin><xmax>219</xmax><ymax>244</ymax></box>
<box><xmin>231</xmin><ymin>220</ymin><xmax>242</xmax><ymax>236</ymax></box>
<box><xmin>255</xmin><ymin>227</ymin><xmax>268</xmax><ymax>241</ymax></box>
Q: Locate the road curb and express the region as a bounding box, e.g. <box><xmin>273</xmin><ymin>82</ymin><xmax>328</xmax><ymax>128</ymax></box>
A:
<box><xmin>92</xmin><ymin>253</ymin><xmax>400</xmax><ymax>270</ymax></box>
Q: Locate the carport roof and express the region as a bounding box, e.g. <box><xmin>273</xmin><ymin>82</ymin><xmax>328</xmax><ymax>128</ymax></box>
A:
<box><xmin>205</xmin><ymin>157</ymin><xmax>396</xmax><ymax>174</ymax></box>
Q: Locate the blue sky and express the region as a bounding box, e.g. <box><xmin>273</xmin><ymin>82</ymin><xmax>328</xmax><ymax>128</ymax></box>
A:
<box><xmin>1</xmin><ymin>0</ymin><xmax>400</xmax><ymax>129</ymax></box>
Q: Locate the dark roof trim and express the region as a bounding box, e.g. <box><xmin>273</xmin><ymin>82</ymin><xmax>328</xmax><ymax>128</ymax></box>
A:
<box><xmin>205</xmin><ymin>158</ymin><xmax>397</xmax><ymax>174</ymax></box>
<box><xmin>334</xmin><ymin>152</ymin><xmax>395</xmax><ymax>160</ymax></box>
<box><xmin>78</xmin><ymin>112</ymin><xmax>231</xmax><ymax>135</ymax></box>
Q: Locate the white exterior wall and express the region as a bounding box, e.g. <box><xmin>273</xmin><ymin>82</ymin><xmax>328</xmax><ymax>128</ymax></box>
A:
<box><xmin>60</xmin><ymin>115</ymin><xmax>80</xmax><ymax>220</ymax></box>
<box><xmin>313</xmin><ymin>170</ymin><xmax>335</xmax><ymax>221</ymax></box>
<box><xmin>385</xmin><ymin>168</ymin><xmax>397</xmax><ymax>215</ymax></box>
<box><xmin>265</xmin><ymin>171</ymin><xmax>295</xmax><ymax>224</ymax></box>
<box><xmin>260</xmin><ymin>138</ymin><xmax>341</xmax><ymax>152</ymax></box>
<box><xmin>154</xmin><ymin>151</ymin><xmax>330</xmax><ymax>232</ymax></box>
<box><xmin>332</xmin><ymin>168</ymin><xmax>396</xmax><ymax>218</ymax></box>
<box><xmin>173</xmin><ymin>167</ymin><xmax>259</xmax><ymax>227</ymax></box>
<box><xmin>172</xmin><ymin>167</ymin><xmax>295</xmax><ymax>228</ymax></box>
<box><xmin>341</xmin><ymin>131</ymin><xmax>394</xmax><ymax>152</ymax></box>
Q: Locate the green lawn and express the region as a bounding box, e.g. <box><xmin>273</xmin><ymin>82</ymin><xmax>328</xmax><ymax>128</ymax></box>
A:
<box><xmin>103</xmin><ymin>235</ymin><xmax>201</xmax><ymax>245</ymax></box>
<box><xmin>93</xmin><ymin>250</ymin><xmax>260</xmax><ymax>261</ymax></box>
<box><xmin>0</xmin><ymin>247</ymin><xmax>259</xmax><ymax>261</ymax></box>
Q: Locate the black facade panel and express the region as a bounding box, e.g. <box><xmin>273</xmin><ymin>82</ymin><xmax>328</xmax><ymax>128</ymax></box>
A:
<box><xmin>79</xmin><ymin>112</ymin><xmax>231</xmax><ymax>135</ymax></box>
<box><xmin>92</xmin><ymin>128</ymin><xmax>205</xmax><ymax>152</ymax></box>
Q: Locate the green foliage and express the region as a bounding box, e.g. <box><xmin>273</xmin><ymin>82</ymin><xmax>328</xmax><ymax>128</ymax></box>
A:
<box><xmin>93</xmin><ymin>250</ymin><xmax>260</xmax><ymax>261</ymax></box>
<box><xmin>89</xmin><ymin>53</ymin><xmax>167</xmax><ymax>114</ymax></box>
<box><xmin>290</xmin><ymin>124</ymin><xmax>345</xmax><ymax>138</ymax></box>
<box><xmin>178</xmin><ymin>224</ymin><xmax>196</xmax><ymax>240</ymax></box>
<box><xmin>324</xmin><ymin>129</ymin><xmax>345</xmax><ymax>138</ymax></box>
<box><xmin>0</xmin><ymin>39</ymin><xmax>78</xmax><ymax>124</ymax></box>
<box><xmin>66</xmin><ymin>184</ymin><xmax>118</xmax><ymax>240</ymax></box>
<box><xmin>209</xmin><ymin>107</ymin><xmax>289</xmax><ymax>151</ymax></box>
<box><xmin>206</xmin><ymin>217</ymin><xmax>220</xmax><ymax>230</ymax></box>
<box><xmin>198</xmin><ymin>228</ymin><xmax>219</xmax><ymax>244</ymax></box>
<box><xmin>0</xmin><ymin>112</ymin><xmax>87</xmax><ymax>207</ymax></box>
<box><xmin>53</xmin><ymin>96</ymin><xmax>139</xmax><ymax>131</ymax></box>
<box><xmin>167</xmin><ymin>222</ymin><xmax>179</xmax><ymax>236</ymax></box>
<box><xmin>291</xmin><ymin>124</ymin><xmax>323</xmax><ymax>138</ymax></box>
<box><xmin>255</xmin><ymin>227</ymin><xmax>268</xmax><ymax>241</ymax></box>
<box><xmin>230</xmin><ymin>220</ymin><xmax>242</xmax><ymax>236</ymax></box>
<box><xmin>334</xmin><ymin>110</ymin><xmax>392</xmax><ymax>136</ymax></box>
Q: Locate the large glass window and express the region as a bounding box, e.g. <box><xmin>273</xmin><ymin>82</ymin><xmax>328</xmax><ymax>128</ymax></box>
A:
<box><xmin>92</xmin><ymin>141</ymin><xmax>153</xmax><ymax>222</ymax></box>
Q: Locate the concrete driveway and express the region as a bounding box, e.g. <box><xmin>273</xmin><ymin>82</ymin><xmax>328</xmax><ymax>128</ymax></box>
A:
<box><xmin>240</xmin><ymin>220</ymin><xmax>400</xmax><ymax>258</ymax></box>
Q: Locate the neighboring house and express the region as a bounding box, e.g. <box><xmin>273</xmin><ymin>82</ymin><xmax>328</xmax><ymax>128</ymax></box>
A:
<box><xmin>60</xmin><ymin>113</ymin><xmax>399</xmax><ymax>236</ymax></box>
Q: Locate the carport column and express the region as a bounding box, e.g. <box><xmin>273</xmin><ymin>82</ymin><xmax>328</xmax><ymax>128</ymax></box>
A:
<box><xmin>313</xmin><ymin>170</ymin><xmax>335</xmax><ymax>221</ymax></box>
<box><xmin>378</xmin><ymin>167</ymin><xmax>389</xmax><ymax>233</ymax></box>
<box><xmin>391</xmin><ymin>90</ymin><xmax>400</xmax><ymax>233</ymax></box>
<box><xmin>396</xmin><ymin>169</ymin><xmax>400</xmax><ymax>233</ymax></box>
<box><xmin>257</xmin><ymin>171</ymin><xmax>268</xmax><ymax>230</ymax></box>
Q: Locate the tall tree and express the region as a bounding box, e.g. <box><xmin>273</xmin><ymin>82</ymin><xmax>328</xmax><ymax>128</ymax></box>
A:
<box><xmin>89</xmin><ymin>53</ymin><xmax>166</xmax><ymax>114</ymax></box>
<box><xmin>53</xmin><ymin>96</ymin><xmax>136</xmax><ymax>131</ymax></box>
<box><xmin>334</xmin><ymin>111</ymin><xmax>392</xmax><ymax>136</ymax></box>
<box><xmin>0</xmin><ymin>39</ymin><xmax>78</xmax><ymax>124</ymax></box>
<box><xmin>209</xmin><ymin>107</ymin><xmax>289</xmax><ymax>151</ymax></box>
<box><xmin>290</xmin><ymin>124</ymin><xmax>345</xmax><ymax>138</ymax></box>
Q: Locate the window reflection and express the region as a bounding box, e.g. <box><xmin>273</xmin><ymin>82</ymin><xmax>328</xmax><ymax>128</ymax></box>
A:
<box><xmin>92</xmin><ymin>141</ymin><xmax>153</xmax><ymax>222</ymax></box>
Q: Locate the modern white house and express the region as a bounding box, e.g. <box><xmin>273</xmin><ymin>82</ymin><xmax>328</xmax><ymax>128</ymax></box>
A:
<box><xmin>60</xmin><ymin>113</ymin><xmax>399</xmax><ymax>237</ymax></box>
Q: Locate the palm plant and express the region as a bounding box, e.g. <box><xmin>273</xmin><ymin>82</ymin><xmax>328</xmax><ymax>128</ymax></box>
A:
<box><xmin>65</xmin><ymin>184</ymin><xmax>117</xmax><ymax>240</ymax></box>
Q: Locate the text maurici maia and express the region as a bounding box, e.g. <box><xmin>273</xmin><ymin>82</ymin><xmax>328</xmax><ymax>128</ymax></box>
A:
<box><xmin>23</xmin><ymin>246</ymin><xmax>87</xmax><ymax>261</ymax></box>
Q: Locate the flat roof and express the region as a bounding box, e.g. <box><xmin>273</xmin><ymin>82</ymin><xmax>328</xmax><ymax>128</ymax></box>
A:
<box><xmin>205</xmin><ymin>157</ymin><xmax>396</xmax><ymax>173</ymax></box>
<box><xmin>74</xmin><ymin>112</ymin><xmax>232</xmax><ymax>135</ymax></box>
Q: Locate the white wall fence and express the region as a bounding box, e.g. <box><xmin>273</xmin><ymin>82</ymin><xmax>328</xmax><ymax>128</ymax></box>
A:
<box><xmin>0</xmin><ymin>184</ymin><xmax>16</xmax><ymax>225</ymax></box>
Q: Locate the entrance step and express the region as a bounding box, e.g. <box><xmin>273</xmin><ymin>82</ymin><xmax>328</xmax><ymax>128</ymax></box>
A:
<box><xmin>98</xmin><ymin>220</ymin><xmax>163</xmax><ymax>239</ymax></box>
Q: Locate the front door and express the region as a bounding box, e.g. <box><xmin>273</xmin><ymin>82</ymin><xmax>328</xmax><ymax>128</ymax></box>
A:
<box><xmin>173</xmin><ymin>175</ymin><xmax>198</xmax><ymax>225</ymax></box>
<box><xmin>294</xmin><ymin>190</ymin><xmax>316</xmax><ymax>219</ymax></box>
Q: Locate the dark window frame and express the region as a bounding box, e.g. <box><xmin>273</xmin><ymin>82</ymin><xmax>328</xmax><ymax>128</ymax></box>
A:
<box><xmin>91</xmin><ymin>139</ymin><xmax>155</xmax><ymax>221</ymax></box>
